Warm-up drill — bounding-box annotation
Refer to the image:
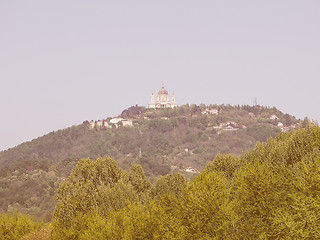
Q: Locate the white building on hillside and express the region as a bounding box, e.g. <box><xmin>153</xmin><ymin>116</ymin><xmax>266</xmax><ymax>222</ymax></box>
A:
<box><xmin>122</xmin><ymin>119</ymin><xmax>133</xmax><ymax>127</ymax></box>
<box><xmin>110</xmin><ymin>118</ymin><xmax>124</xmax><ymax>124</ymax></box>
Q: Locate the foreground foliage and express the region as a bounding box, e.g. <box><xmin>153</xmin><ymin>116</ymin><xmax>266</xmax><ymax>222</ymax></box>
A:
<box><xmin>50</xmin><ymin>125</ymin><xmax>320</xmax><ymax>239</ymax></box>
<box><xmin>0</xmin><ymin>212</ymin><xmax>45</xmax><ymax>240</ymax></box>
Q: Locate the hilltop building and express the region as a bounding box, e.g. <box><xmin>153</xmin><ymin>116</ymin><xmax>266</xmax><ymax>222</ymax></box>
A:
<box><xmin>148</xmin><ymin>84</ymin><xmax>177</xmax><ymax>109</ymax></box>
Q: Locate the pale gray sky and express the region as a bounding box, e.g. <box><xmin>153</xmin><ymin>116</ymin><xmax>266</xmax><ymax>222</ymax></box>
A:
<box><xmin>0</xmin><ymin>1</ymin><xmax>319</xmax><ymax>151</ymax></box>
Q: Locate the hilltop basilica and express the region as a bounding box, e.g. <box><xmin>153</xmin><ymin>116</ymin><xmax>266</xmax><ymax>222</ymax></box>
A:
<box><xmin>148</xmin><ymin>84</ymin><xmax>177</xmax><ymax>109</ymax></box>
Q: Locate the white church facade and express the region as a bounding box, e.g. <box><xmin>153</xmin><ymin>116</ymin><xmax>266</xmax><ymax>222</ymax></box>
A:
<box><xmin>148</xmin><ymin>84</ymin><xmax>177</xmax><ymax>109</ymax></box>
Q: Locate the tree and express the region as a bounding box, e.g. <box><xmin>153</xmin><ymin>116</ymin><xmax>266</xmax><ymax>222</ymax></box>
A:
<box><xmin>231</xmin><ymin>125</ymin><xmax>320</xmax><ymax>239</ymax></box>
<box><xmin>0</xmin><ymin>212</ymin><xmax>44</xmax><ymax>240</ymax></box>
<box><xmin>230</xmin><ymin>159</ymin><xmax>289</xmax><ymax>239</ymax></box>
<box><xmin>179</xmin><ymin>170</ymin><xmax>229</xmax><ymax>239</ymax></box>
<box><xmin>128</xmin><ymin>164</ymin><xmax>152</xmax><ymax>202</ymax></box>
<box><xmin>302</xmin><ymin>117</ymin><xmax>309</xmax><ymax>128</ymax></box>
<box><xmin>286</xmin><ymin>125</ymin><xmax>320</xmax><ymax>165</ymax></box>
<box><xmin>284</xmin><ymin>113</ymin><xmax>292</xmax><ymax>126</ymax></box>
<box><xmin>51</xmin><ymin>157</ymin><xmax>133</xmax><ymax>239</ymax></box>
<box><xmin>203</xmin><ymin>154</ymin><xmax>241</xmax><ymax>179</ymax></box>
<box><xmin>152</xmin><ymin>173</ymin><xmax>186</xmax><ymax>199</ymax></box>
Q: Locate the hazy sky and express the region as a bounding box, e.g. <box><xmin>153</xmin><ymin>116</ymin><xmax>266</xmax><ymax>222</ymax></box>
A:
<box><xmin>0</xmin><ymin>1</ymin><xmax>319</xmax><ymax>151</ymax></box>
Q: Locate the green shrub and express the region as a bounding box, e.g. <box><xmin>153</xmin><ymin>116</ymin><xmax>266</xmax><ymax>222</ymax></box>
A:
<box><xmin>0</xmin><ymin>212</ymin><xmax>44</xmax><ymax>240</ymax></box>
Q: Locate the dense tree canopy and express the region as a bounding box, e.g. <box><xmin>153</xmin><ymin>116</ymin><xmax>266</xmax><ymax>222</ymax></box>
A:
<box><xmin>47</xmin><ymin>125</ymin><xmax>320</xmax><ymax>239</ymax></box>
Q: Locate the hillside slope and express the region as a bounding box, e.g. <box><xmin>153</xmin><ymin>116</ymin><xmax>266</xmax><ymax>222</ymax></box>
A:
<box><xmin>0</xmin><ymin>104</ymin><xmax>301</xmax><ymax>176</ymax></box>
<box><xmin>0</xmin><ymin>104</ymin><xmax>303</xmax><ymax>220</ymax></box>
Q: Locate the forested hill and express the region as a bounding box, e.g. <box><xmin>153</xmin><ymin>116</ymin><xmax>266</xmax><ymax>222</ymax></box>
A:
<box><xmin>0</xmin><ymin>104</ymin><xmax>304</xmax><ymax>177</ymax></box>
<box><xmin>0</xmin><ymin>104</ymin><xmax>306</xmax><ymax>221</ymax></box>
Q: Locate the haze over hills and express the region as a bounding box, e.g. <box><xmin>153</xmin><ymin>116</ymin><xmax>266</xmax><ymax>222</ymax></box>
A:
<box><xmin>1</xmin><ymin>2</ymin><xmax>319</xmax><ymax>238</ymax></box>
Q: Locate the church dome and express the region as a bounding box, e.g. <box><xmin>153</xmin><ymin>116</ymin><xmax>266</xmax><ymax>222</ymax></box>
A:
<box><xmin>158</xmin><ymin>85</ymin><xmax>168</xmax><ymax>95</ymax></box>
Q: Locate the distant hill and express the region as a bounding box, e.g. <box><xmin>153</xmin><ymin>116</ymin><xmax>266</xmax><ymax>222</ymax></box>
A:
<box><xmin>0</xmin><ymin>104</ymin><xmax>304</xmax><ymax>220</ymax></box>
<box><xmin>0</xmin><ymin>104</ymin><xmax>302</xmax><ymax>175</ymax></box>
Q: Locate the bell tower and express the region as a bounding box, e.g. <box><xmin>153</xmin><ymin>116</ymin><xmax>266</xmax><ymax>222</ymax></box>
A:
<box><xmin>148</xmin><ymin>93</ymin><xmax>156</xmax><ymax>108</ymax></box>
<box><xmin>171</xmin><ymin>91</ymin><xmax>177</xmax><ymax>108</ymax></box>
